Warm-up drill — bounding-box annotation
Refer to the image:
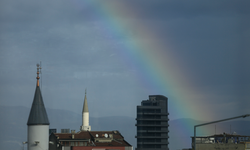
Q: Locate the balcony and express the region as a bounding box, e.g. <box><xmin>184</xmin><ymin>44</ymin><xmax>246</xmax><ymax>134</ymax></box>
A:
<box><xmin>137</xmin><ymin>141</ymin><xmax>169</xmax><ymax>145</ymax></box>
<box><xmin>137</xmin><ymin>112</ymin><xmax>169</xmax><ymax>116</ymax></box>
<box><xmin>135</xmin><ymin>123</ymin><xmax>169</xmax><ymax>127</ymax></box>
<box><xmin>136</xmin><ymin>124</ymin><xmax>168</xmax><ymax>127</ymax></box>
<box><xmin>137</xmin><ymin>130</ymin><xmax>169</xmax><ymax>133</ymax></box>
<box><xmin>135</xmin><ymin>135</ymin><xmax>169</xmax><ymax>139</ymax></box>
<box><xmin>136</xmin><ymin>118</ymin><xmax>169</xmax><ymax>121</ymax></box>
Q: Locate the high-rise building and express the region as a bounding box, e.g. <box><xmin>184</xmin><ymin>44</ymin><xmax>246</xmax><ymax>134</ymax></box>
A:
<box><xmin>27</xmin><ymin>64</ymin><xmax>50</xmax><ymax>150</ymax></box>
<box><xmin>135</xmin><ymin>95</ymin><xmax>169</xmax><ymax>150</ymax></box>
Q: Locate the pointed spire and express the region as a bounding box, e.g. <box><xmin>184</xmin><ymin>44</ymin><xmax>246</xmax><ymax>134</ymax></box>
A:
<box><xmin>27</xmin><ymin>64</ymin><xmax>49</xmax><ymax>125</ymax></box>
<box><xmin>82</xmin><ymin>89</ymin><xmax>89</xmax><ymax>113</ymax></box>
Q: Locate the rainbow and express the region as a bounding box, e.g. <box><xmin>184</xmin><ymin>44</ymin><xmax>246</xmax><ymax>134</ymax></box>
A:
<box><xmin>75</xmin><ymin>0</ymin><xmax>215</xmax><ymax>120</ymax></box>
<box><xmin>71</xmin><ymin>0</ymin><xmax>219</xmax><ymax>146</ymax></box>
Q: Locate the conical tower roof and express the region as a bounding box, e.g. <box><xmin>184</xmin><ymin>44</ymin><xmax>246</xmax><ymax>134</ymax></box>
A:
<box><xmin>27</xmin><ymin>64</ymin><xmax>49</xmax><ymax>125</ymax></box>
<box><xmin>82</xmin><ymin>89</ymin><xmax>89</xmax><ymax>113</ymax></box>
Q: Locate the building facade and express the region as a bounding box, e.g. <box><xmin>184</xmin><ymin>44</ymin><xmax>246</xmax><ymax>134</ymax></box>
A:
<box><xmin>191</xmin><ymin>133</ymin><xmax>250</xmax><ymax>150</ymax></box>
<box><xmin>135</xmin><ymin>95</ymin><xmax>169</xmax><ymax>150</ymax></box>
<box><xmin>49</xmin><ymin>130</ymin><xmax>132</xmax><ymax>150</ymax></box>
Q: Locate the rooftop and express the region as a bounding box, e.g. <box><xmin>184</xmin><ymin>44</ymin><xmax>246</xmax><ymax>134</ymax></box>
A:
<box><xmin>52</xmin><ymin>130</ymin><xmax>131</xmax><ymax>147</ymax></box>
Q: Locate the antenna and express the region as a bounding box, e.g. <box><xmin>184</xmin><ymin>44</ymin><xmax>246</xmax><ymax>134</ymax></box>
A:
<box><xmin>230</xmin><ymin>124</ymin><xmax>231</xmax><ymax>134</ymax></box>
<box><xmin>36</xmin><ymin>63</ymin><xmax>41</xmax><ymax>86</ymax></box>
<box><xmin>40</xmin><ymin>61</ymin><xmax>42</xmax><ymax>91</ymax></box>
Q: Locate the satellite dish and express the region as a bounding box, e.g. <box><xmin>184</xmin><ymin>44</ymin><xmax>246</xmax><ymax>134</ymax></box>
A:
<box><xmin>104</xmin><ymin>133</ymin><xmax>108</xmax><ymax>138</ymax></box>
<box><xmin>96</xmin><ymin>134</ymin><xmax>98</xmax><ymax>137</ymax></box>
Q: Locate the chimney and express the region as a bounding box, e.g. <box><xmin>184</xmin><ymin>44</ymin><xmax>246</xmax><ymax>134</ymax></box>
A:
<box><xmin>71</xmin><ymin>130</ymin><xmax>75</xmax><ymax>139</ymax></box>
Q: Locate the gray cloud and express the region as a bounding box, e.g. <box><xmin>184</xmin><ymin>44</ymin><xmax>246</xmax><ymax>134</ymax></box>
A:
<box><xmin>0</xmin><ymin>0</ymin><xmax>250</xmax><ymax>120</ymax></box>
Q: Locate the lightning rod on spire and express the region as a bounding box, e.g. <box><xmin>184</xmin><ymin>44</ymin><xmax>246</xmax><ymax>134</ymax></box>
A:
<box><xmin>36</xmin><ymin>63</ymin><xmax>42</xmax><ymax>87</ymax></box>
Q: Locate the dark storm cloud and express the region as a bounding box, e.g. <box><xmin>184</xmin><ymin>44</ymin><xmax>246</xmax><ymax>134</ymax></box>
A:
<box><xmin>0</xmin><ymin>0</ymin><xmax>250</xmax><ymax>117</ymax></box>
<box><xmin>123</xmin><ymin>0</ymin><xmax>250</xmax><ymax>19</ymax></box>
<box><xmin>125</xmin><ymin>0</ymin><xmax>250</xmax><ymax>98</ymax></box>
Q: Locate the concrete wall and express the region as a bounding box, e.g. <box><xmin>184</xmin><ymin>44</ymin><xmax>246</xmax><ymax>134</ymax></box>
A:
<box><xmin>81</xmin><ymin>112</ymin><xmax>91</xmax><ymax>131</ymax></box>
<box><xmin>83</xmin><ymin>112</ymin><xmax>89</xmax><ymax>126</ymax></box>
<box><xmin>125</xmin><ymin>146</ymin><xmax>133</xmax><ymax>150</ymax></box>
<box><xmin>28</xmin><ymin>125</ymin><xmax>49</xmax><ymax>150</ymax></box>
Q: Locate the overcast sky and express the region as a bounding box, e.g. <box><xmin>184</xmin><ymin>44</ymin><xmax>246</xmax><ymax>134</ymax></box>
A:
<box><xmin>1</xmin><ymin>0</ymin><xmax>250</xmax><ymax>122</ymax></box>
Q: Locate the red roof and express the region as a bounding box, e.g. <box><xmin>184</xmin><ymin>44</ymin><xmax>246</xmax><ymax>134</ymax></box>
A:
<box><xmin>53</xmin><ymin>130</ymin><xmax>131</xmax><ymax>147</ymax></box>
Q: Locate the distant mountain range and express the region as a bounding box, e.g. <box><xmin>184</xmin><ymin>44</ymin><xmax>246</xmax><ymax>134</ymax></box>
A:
<box><xmin>0</xmin><ymin>105</ymin><xmax>249</xmax><ymax>150</ymax></box>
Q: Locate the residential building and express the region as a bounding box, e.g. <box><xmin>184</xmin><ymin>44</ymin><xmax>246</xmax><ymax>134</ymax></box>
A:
<box><xmin>49</xmin><ymin>130</ymin><xmax>132</xmax><ymax>150</ymax></box>
<box><xmin>191</xmin><ymin>133</ymin><xmax>250</xmax><ymax>150</ymax></box>
<box><xmin>135</xmin><ymin>95</ymin><xmax>169</xmax><ymax>150</ymax></box>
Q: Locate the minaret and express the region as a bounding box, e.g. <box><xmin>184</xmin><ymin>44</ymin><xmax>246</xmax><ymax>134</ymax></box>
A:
<box><xmin>27</xmin><ymin>64</ymin><xmax>49</xmax><ymax>150</ymax></box>
<box><xmin>80</xmin><ymin>89</ymin><xmax>91</xmax><ymax>131</ymax></box>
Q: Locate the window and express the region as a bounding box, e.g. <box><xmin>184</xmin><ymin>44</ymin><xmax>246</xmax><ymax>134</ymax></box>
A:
<box><xmin>63</xmin><ymin>141</ymin><xmax>69</xmax><ymax>146</ymax></box>
<box><xmin>246</xmin><ymin>143</ymin><xmax>250</xmax><ymax>148</ymax></box>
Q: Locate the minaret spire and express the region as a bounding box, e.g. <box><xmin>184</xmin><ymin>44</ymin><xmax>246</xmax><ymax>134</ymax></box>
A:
<box><xmin>80</xmin><ymin>88</ymin><xmax>91</xmax><ymax>131</ymax></box>
<box><xmin>27</xmin><ymin>64</ymin><xmax>49</xmax><ymax>150</ymax></box>
<box><xmin>27</xmin><ymin>64</ymin><xmax>49</xmax><ymax>125</ymax></box>
<box><xmin>83</xmin><ymin>89</ymin><xmax>89</xmax><ymax>113</ymax></box>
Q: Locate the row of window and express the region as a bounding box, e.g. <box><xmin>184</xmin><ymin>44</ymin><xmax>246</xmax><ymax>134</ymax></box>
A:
<box><xmin>137</xmin><ymin>144</ymin><xmax>168</xmax><ymax>148</ymax></box>
<box><xmin>137</xmin><ymin>138</ymin><xmax>161</xmax><ymax>142</ymax></box>
<box><xmin>137</xmin><ymin>120</ymin><xmax>168</xmax><ymax>125</ymax></box>
<box><xmin>137</xmin><ymin>115</ymin><xmax>168</xmax><ymax>119</ymax></box>
<box><xmin>137</xmin><ymin>126</ymin><xmax>168</xmax><ymax>131</ymax></box>
<box><xmin>137</xmin><ymin>115</ymin><xmax>160</xmax><ymax>119</ymax></box>
<box><xmin>137</xmin><ymin>132</ymin><xmax>161</xmax><ymax>136</ymax></box>
<box><xmin>137</xmin><ymin>109</ymin><xmax>161</xmax><ymax>113</ymax></box>
<box><xmin>137</xmin><ymin>126</ymin><xmax>161</xmax><ymax>130</ymax></box>
<box><xmin>137</xmin><ymin>144</ymin><xmax>167</xmax><ymax>148</ymax></box>
<box><xmin>142</xmin><ymin>102</ymin><xmax>158</xmax><ymax>106</ymax></box>
<box><xmin>137</xmin><ymin>132</ymin><xmax>168</xmax><ymax>137</ymax></box>
<box><xmin>60</xmin><ymin>141</ymin><xmax>87</xmax><ymax>146</ymax></box>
